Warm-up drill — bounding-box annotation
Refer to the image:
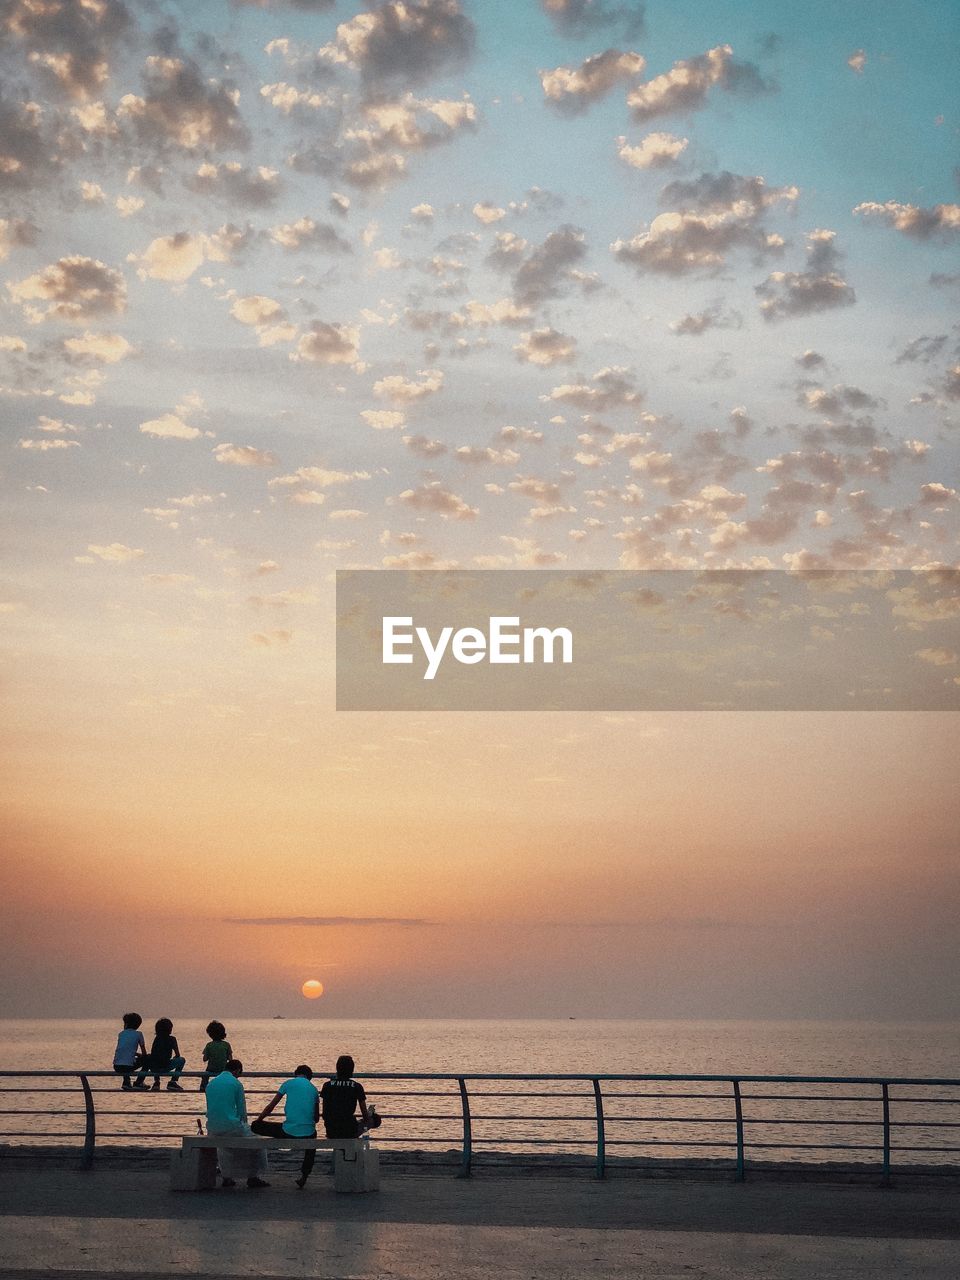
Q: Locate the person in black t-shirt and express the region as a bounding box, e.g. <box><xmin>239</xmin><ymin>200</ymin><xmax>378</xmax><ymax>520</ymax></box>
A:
<box><xmin>133</xmin><ymin>1018</ymin><xmax>186</xmax><ymax>1091</ymax></box>
<box><xmin>320</xmin><ymin>1055</ymin><xmax>378</xmax><ymax>1138</ymax></box>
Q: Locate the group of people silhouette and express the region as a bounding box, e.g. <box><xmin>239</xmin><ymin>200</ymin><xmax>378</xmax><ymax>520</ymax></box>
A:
<box><xmin>112</xmin><ymin>1013</ymin><xmax>380</xmax><ymax>1190</ymax></box>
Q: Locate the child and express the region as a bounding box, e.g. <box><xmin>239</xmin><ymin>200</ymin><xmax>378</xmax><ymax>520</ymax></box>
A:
<box><xmin>112</xmin><ymin>1013</ymin><xmax>146</xmax><ymax>1090</ymax></box>
<box><xmin>199</xmin><ymin>1020</ymin><xmax>232</xmax><ymax>1093</ymax></box>
<box><xmin>133</xmin><ymin>1017</ymin><xmax>186</xmax><ymax>1091</ymax></box>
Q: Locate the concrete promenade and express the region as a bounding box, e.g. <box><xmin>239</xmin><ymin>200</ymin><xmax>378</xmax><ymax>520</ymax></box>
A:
<box><xmin>1</xmin><ymin>1165</ymin><xmax>958</xmax><ymax>1279</ymax></box>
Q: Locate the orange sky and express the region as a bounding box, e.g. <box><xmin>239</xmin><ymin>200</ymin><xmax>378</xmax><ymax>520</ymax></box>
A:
<box><xmin>3</xmin><ymin>685</ymin><xmax>958</xmax><ymax>1018</ymax></box>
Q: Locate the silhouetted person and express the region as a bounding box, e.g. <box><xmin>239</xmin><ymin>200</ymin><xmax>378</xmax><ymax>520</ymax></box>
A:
<box><xmin>200</xmin><ymin>1020</ymin><xmax>232</xmax><ymax>1093</ymax></box>
<box><xmin>133</xmin><ymin>1018</ymin><xmax>186</xmax><ymax>1090</ymax></box>
<box><xmin>252</xmin><ymin>1064</ymin><xmax>319</xmax><ymax>1189</ymax></box>
<box><xmin>112</xmin><ymin>1013</ymin><xmax>146</xmax><ymax>1090</ymax></box>
<box><xmin>321</xmin><ymin>1055</ymin><xmax>378</xmax><ymax>1138</ymax></box>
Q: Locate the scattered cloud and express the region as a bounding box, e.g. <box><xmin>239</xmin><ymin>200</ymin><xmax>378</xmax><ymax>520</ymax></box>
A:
<box><xmin>8</xmin><ymin>256</ymin><xmax>126</xmax><ymax>321</ymax></box>
<box><xmin>213</xmin><ymin>443</ymin><xmax>279</xmax><ymax>467</ymax></box>
<box><xmin>626</xmin><ymin>44</ymin><xmax>774</xmax><ymax>121</ymax></box>
<box><xmin>514</xmin><ymin>327</ymin><xmax>577</xmax><ymax>365</ymax></box>
<box><xmin>756</xmin><ymin>230</ymin><xmax>856</xmax><ymax>321</ymax></box>
<box><xmin>854</xmin><ymin>200</ymin><xmax>960</xmax><ymax>241</ymax></box>
<box><xmin>617</xmin><ymin>131</ymin><xmax>688</xmax><ymax>169</ymax></box>
<box><xmin>541</xmin><ymin>50</ymin><xmax>645</xmax><ymax>114</ymax></box>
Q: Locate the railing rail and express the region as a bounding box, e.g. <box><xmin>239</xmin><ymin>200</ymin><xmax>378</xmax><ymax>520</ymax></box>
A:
<box><xmin>1</xmin><ymin>1070</ymin><xmax>958</xmax><ymax>1183</ymax></box>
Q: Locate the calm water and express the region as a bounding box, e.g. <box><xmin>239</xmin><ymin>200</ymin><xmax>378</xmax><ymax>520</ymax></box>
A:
<box><xmin>3</xmin><ymin>1020</ymin><xmax>958</xmax><ymax>1167</ymax></box>
<box><xmin>2</xmin><ymin>1017</ymin><xmax>959</xmax><ymax>1076</ymax></box>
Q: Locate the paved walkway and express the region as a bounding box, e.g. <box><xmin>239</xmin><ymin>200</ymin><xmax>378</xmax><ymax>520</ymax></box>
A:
<box><xmin>0</xmin><ymin>1167</ymin><xmax>957</xmax><ymax>1278</ymax></box>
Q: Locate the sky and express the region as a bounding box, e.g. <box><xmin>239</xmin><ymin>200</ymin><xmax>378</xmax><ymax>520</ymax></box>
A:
<box><xmin>1</xmin><ymin>0</ymin><xmax>958</xmax><ymax>1022</ymax></box>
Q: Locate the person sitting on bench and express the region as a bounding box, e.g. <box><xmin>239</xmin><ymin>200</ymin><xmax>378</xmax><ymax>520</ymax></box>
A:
<box><xmin>204</xmin><ymin>1059</ymin><xmax>269</xmax><ymax>1190</ymax></box>
<box><xmin>252</xmin><ymin>1064</ymin><xmax>320</xmax><ymax>1189</ymax></box>
<box><xmin>321</xmin><ymin>1054</ymin><xmax>379</xmax><ymax>1138</ymax></box>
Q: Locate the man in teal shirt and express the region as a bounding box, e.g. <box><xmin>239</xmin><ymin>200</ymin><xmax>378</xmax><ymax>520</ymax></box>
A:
<box><xmin>252</xmin><ymin>1064</ymin><xmax>320</xmax><ymax>1188</ymax></box>
<box><xmin>204</xmin><ymin>1060</ymin><xmax>269</xmax><ymax>1189</ymax></box>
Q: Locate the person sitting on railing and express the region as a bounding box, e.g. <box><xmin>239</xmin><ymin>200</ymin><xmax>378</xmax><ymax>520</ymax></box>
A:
<box><xmin>112</xmin><ymin>1012</ymin><xmax>147</xmax><ymax>1091</ymax></box>
<box><xmin>199</xmin><ymin>1020</ymin><xmax>232</xmax><ymax>1093</ymax></box>
<box><xmin>204</xmin><ymin>1059</ymin><xmax>269</xmax><ymax>1190</ymax></box>
<box><xmin>132</xmin><ymin>1018</ymin><xmax>186</xmax><ymax>1091</ymax></box>
<box><xmin>252</xmin><ymin>1064</ymin><xmax>320</xmax><ymax>1189</ymax></box>
<box><xmin>321</xmin><ymin>1054</ymin><xmax>381</xmax><ymax>1140</ymax></box>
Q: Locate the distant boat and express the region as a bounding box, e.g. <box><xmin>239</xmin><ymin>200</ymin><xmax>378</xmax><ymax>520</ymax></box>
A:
<box><xmin>273</xmin><ymin>1015</ymin><xmax>286</xmax><ymax>1020</ymax></box>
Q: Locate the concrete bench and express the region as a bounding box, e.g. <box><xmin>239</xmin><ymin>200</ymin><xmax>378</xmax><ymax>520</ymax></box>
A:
<box><xmin>170</xmin><ymin>1133</ymin><xmax>379</xmax><ymax>1193</ymax></box>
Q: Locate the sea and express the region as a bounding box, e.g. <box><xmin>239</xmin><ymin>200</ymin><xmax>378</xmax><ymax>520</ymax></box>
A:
<box><xmin>2</xmin><ymin>1019</ymin><xmax>959</xmax><ymax>1168</ymax></box>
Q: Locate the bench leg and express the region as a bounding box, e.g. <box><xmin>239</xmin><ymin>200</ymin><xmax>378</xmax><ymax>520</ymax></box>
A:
<box><xmin>334</xmin><ymin>1145</ymin><xmax>380</xmax><ymax>1193</ymax></box>
<box><xmin>169</xmin><ymin>1146</ymin><xmax>218</xmax><ymax>1192</ymax></box>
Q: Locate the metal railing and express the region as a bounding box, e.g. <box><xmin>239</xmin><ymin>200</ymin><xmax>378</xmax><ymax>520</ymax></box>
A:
<box><xmin>1</xmin><ymin>1071</ymin><xmax>959</xmax><ymax>1183</ymax></box>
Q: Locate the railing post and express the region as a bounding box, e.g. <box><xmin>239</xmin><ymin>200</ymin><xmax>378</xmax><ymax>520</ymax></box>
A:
<box><xmin>592</xmin><ymin>1078</ymin><xmax>605</xmax><ymax>1180</ymax></box>
<box><xmin>732</xmin><ymin>1079</ymin><xmax>745</xmax><ymax>1182</ymax></box>
<box><xmin>457</xmin><ymin>1076</ymin><xmax>472</xmax><ymax>1178</ymax></box>
<box><xmin>881</xmin><ymin>1081</ymin><xmax>891</xmax><ymax>1186</ymax></box>
<box><xmin>79</xmin><ymin>1073</ymin><xmax>95</xmax><ymax>1170</ymax></box>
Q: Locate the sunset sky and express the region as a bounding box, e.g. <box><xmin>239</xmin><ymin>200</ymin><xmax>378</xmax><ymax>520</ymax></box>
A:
<box><xmin>1</xmin><ymin>0</ymin><xmax>958</xmax><ymax>1021</ymax></box>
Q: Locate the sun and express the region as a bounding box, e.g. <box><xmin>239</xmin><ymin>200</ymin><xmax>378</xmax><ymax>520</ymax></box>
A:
<box><xmin>301</xmin><ymin>979</ymin><xmax>324</xmax><ymax>1000</ymax></box>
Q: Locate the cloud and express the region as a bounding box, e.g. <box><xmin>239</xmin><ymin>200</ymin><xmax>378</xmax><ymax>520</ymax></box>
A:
<box><xmin>118</xmin><ymin>53</ymin><xmax>249</xmax><ymax>151</ymax></box>
<box><xmin>213</xmin><ymin>443</ymin><xmax>279</xmax><ymax>467</ymax></box>
<box><xmin>660</xmin><ymin>170</ymin><xmax>797</xmax><ymax>215</ymax></box>
<box><xmin>919</xmin><ymin>482</ymin><xmax>957</xmax><ymax>506</ymax></box>
<box><xmin>373</xmin><ymin>368</ymin><xmax>444</xmax><ymax>401</ymax></box>
<box><xmin>402</xmin><ymin>433</ymin><xmax>446</xmax><ymax>456</ymax></box>
<box><xmin>18</xmin><ymin>437</ymin><xmax>80</xmax><ymax>451</ymax></box>
<box><xmin>0</xmin><ymin>93</ymin><xmax>55</xmax><ymax>191</ymax></box>
<box><xmin>854</xmin><ymin>200</ymin><xmax>960</xmax><ymax>241</ymax></box>
<box><xmin>613</xmin><ymin>211</ymin><xmax>775</xmax><ymax>275</ymax></box>
<box><xmin>322</xmin><ymin>0</ymin><xmax>475</xmax><ymax>90</ymax></box>
<box><xmin>915</xmin><ymin>647</ymin><xmax>957</xmax><ymax>667</ymax></box>
<box><xmin>626</xmin><ymin>44</ymin><xmax>774</xmax><ymax>121</ymax></box>
<box><xmin>8</xmin><ymin>256</ymin><xmax>126</xmax><ymax>321</ymax></box>
<box><xmin>361</xmin><ymin>409</ymin><xmax>406</xmax><ymax>430</ymax></box>
<box><xmin>139</xmin><ymin>412</ymin><xmax>201</xmax><ymax>440</ymax></box>
<box><xmin>292</xmin><ymin>321</ymin><xmax>360</xmax><ymax>365</ymax></box>
<box><xmin>234</xmin><ymin>0</ymin><xmax>334</xmax><ymax>9</ymax></box>
<box><xmin>511</xmin><ymin>225</ymin><xmax>588</xmax><ymax>306</ymax></box>
<box><xmin>800</xmin><ymin>384</ymin><xmax>880</xmax><ymax>416</ymax></box>
<box><xmin>129</xmin><ymin>226</ymin><xmax>249</xmax><ymax>282</ymax></box>
<box><xmin>269</xmin><ymin>216</ymin><xmax>351</xmax><ymax>253</ymax></box>
<box><xmin>617</xmin><ymin>131</ymin><xmax>687</xmax><ymax>169</ymax></box>
<box><xmin>1</xmin><ymin>0</ymin><xmax>130</xmax><ymax>100</ymax></box>
<box><xmin>540</xmin><ymin>0</ymin><xmax>646</xmax><ymax>39</ymax></box>
<box><xmin>514</xmin><ymin>327</ymin><xmax>576</xmax><ymax>366</ymax></box>
<box><xmin>269</xmin><ymin>466</ymin><xmax>371</xmax><ymax>495</ymax></box>
<box><xmin>895</xmin><ymin>334</ymin><xmax>947</xmax><ymax>365</ymax></box>
<box><xmin>224</xmin><ymin>915</ymin><xmax>433</xmax><ymax>925</ymax></box>
<box><xmin>540</xmin><ymin>50</ymin><xmax>645</xmax><ymax>114</ymax></box>
<box><xmin>63</xmin><ymin>331</ymin><xmax>133</xmax><ymax>363</ymax></box>
<box><xmin>612</xmin><ymin>171</ymin><xmax>794</xmax><ymax>276</ymax></box>
<box><xmin>0</xmin><ymin>216</ymin><xmax>36</xmax><ymax>260</ymax></box>
<box><xmin>755</xmin><ymin>229</ymin><xmax>856</xmax><ymax>321</ymax></box>
<box><xmin>545</xmin><ymin>365</ymin><xmax>642</xmax><ymax>410</ymax></box>
<box><xmin>87</xmin><ymin>543</ymin><xmax>144</xmax><ymax>563</ymax></box>
<box><xmin>230</xmin><ymin>295</ymin><xmax>284</xmax><ymax>327</ymax></box>
<box><xmin>472</xmin><ymin>201</ymin><xmax>505</xmax><ymax>224</ymax></box>
<box><xmin>398</xmin><ymin>481</ymin><xmax>477</xmax><ymax>518</ymax></box>
<box><xmin>669</xmin><ymin>303</ymin><xmax>742</xmax><ymax>335</ymax></box>
<box><xmin>189</xmin><ymin>161</ymin><xmax>280</xmax><ymax>207</ymax></box>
